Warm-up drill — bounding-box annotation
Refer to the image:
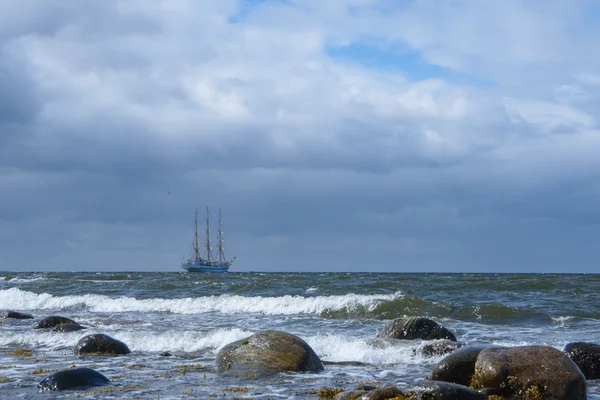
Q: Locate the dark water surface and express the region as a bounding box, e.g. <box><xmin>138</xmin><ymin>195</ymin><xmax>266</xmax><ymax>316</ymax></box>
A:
<box><xmin>1</xmin><ymin>272</ymin><xmax>599</xmax><ymax>398</ymax></box>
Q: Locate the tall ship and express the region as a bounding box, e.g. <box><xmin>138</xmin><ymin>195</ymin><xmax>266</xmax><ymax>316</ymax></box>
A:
<box><xmin>182</xmin><ymin>207</ymin><xmax>235</xmax><ymax>273</ymax></box>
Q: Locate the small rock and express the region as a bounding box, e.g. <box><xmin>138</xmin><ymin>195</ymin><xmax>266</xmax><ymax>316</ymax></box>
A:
<box><xmin>52</xmin><ymin>323</ymin><xmax>87</xmax><ymax>332</ymax></box>
<box><xmin>160</xmin><ymin>351</ymin><xmax>172</xmax><ymax>357</ymax></box>
<box><xmin>377</xmin><ymin>317</ymin><xmax>457</xmax><ymax>341</ymax></box>
<box><xmin>564</xmin><ymin>342</ymin><xmax>600</xmax><ymax>380</ymax></box>
<box><xmin>35</xmin><ymin>316</ymin><xmax>77</xmax><ymax>329</ymax></box>
<box><xmin>417</xmin><ymin>339</ymin><xmax>463</xmax><ymax>357</ymax></box>
<box><xmin>38</xmin><ymin>368</ymin><xmax>110</xmax><ymax>391</ymax></box>
<box><xmin>74</xmin><ymin>334</ymin><xmax>131</xmax><ymax>356</ymax></box>
<box><xmin>3</xmin><ymin>311</ymin><xmax>34</xmax><ymax>319</ymax></box>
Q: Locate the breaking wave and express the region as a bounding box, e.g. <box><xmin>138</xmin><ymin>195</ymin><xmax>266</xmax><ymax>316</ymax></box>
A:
<box><xmin>0</xmin><ymin>288</ymin><xmax>403</xmax><ymax>316</ymax></box>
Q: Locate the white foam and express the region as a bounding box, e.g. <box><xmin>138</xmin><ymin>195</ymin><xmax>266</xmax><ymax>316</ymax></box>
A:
<box><xmin>306</xmin><ymin>334</ymin><xmax>427</xmax><ymax>366</ymax></box>
<box><xmin>0</xmin><ymin>288</ymin><xmax>402</xmax><ymax>316</ymax></box>
<box><xmin>306</xmin><ymin>287</ymin><xmax>318</xmax><ymax>292</ymax></box>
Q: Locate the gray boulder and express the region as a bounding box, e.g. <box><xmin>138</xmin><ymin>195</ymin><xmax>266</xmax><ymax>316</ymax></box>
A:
<box><xmin>74</xmin><ymin>334</ymin><xmax>131</xmax><ymax>356</ymax></box>
<box><xmin>377</xmin><ymin>317</ymin><xmax>457</xmax><ymax>341</ymax></box>
<box><xmin>472</xmin><ymin>345</ymin><xmax>587</xmax><ymax>400</ymax></box>
<box><xmin>52</xmin><ymin>323</ymin><xmax>87</xmax><ymax>332</ymax></box>
<box><xmin>564</xmin><ymin>342</ymin><xmax>600</xmax><ymax>380</ymax></box>
<box><xmin>35</xmin><ymin>316</ymin><xmax>77</xmax><ymax>329</ymax></box>
<box><xmin>417</xmin><ymin>339</ymin><xmax>463</xmax><ymax>357</ymax></box>
<box><xmin>354</xmin><ymin>382</ymin><xmax>486</xmax><ymax>400</ymax></box>
<box><xmin>216</xmin><ymin>330</ymin><xmax>323</xmax><ymax>376</ymax></box>
<box><xmin>38</xmin><ymin>368</ymin><xmax>110</xmax><ymax>391</ymax></box>
<box><xmin>430</xmin><ymin>345</ymin><xmax>499</xmax><ymax>386</ymax></box>
<box><xmin>3</xmin><ymin>311</ymin><xmax>34</xmax><ymax>319</ymax></box>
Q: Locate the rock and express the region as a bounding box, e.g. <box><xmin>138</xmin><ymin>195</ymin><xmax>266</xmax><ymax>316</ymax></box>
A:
<box><xmin>52</xmin><ymin>323</ymin><xmax>87</xmax><ymax>332</ymax></box>
<box><xmin>564</xmin><ymin>342</ymin><xmax>600</xmax><ymax>380</ymax></box>
<box><xmin>34</xmin><ymin>316</ymin><xmax>77</xmax><ymax>329</ymax></box>
<box><xmin>377</xmin><ymin>317</ymin><xmax>457</xmax><ymax>341</ymax></box>
<box><xmin>417</xmin><ymin>339</ymin><xmax>463</xmax><ymax>357</ymax></box>
<box><xmin>37</xmin><ymin>367</ymin><xmax>110</xmax><ymax>391</ymax></box>
<box><xmin>322</xmin><ymin>360</ymin><xmax>372</xmax><ymax>367</ymax></box>
<box><xmin>160</xmin><ymin>351</ymin><xmax>172</xmax><ymax>357</ymax></box>
<box><xmin>359</xmin><ymin>385</ymin><xmax>404</xmax><ymax>400</ymax></box>
<box><xmin>334</xmin><ymin>391</ymin><xmax>367</xmax><ymax>400</ymax></box>
<box><xmin>74</xmin><ymin>334</ymin><xmax>131</xmax><ymax>355</ymax></box>
<box><xmin>472</xmin><ymin>345</ymin><xmax>587</xmax><ymax>400</ymax></box>
<box><xmin>430</xmin><ymin>345</ymin><xmax>499</xmax><ymax>386</ymax></box>
<box><xmin>401</xmin><ymin>381</ymin><xmax>487</xmax><ymax>399</ymax></box>
<box><xmin>2</xmin><ymin>311</ymin><xmax>34</xmax><ymax>319</ymax></box>
<box><xmin>216</xmin><ymin>330</ymin><xmax>323</xmax><ymax>376</ymax></box>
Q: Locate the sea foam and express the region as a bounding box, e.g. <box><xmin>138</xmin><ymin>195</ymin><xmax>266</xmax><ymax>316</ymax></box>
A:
<box><xmin>0</xmin><ymin>288</ymin><xmax>403</xmax><ymax>316</ymax></box>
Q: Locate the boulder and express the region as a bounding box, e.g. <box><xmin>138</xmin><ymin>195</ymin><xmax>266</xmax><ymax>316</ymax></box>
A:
<box><xmin>74</xmin><ymin>334</ymin><xmax>131</xmax><ymax>356</ymax></box>
<box><xmin>52</xmin><ymin>323</ymin><xmax>87</xmax><ymax>332</ymax></box>
<box><xmin>430</xmin><ymin>345</ymin><xmax>498</xmax><ymax>386</ymax></box>
<box><xmin>34</xmin><ymin>316</ymin><xmax>77</xmax><ymax>329</ymax></box>
<box><xmin>377</xmin><ymin>317</ymin><xmax>457</xmax><ymax>341</ymax></box>
<box><xmin>417</xmin><ymin>339</ymin><xmax>463</xmax><ymax>357</ymax></box>
<box><xmin>2</xmin><ymin>311</ymin><xmax>34</xmax><ymax>319</ymax></box>
<box><xmin>216</xmin><ymin>330</ymin><xmax>323</xmax><ymax>376</ymax></box>
<box><xmin>37</xmin><ymin>368</ymin><xmax>110</xmax><ymax>391</ymax></box>
<box><xmin>564</xmin><ymin>342</ymin><xmax>600</xmax><ymax>380</ymax></box>
<box><xmin>356</xmin><ymin>382</ymin><xmax>486</xmax><ymax>400</ymax></box>
<box><xmin>472</xmin><ymin>345</ymin><xmax>587</xmax><ymax>400</ymax></box>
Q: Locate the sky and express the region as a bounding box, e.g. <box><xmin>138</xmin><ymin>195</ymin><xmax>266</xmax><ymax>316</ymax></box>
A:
<box><xmin>1</xmin><ymin>0</ymin><xmax>600</xmax><ymax>273</ymax></box>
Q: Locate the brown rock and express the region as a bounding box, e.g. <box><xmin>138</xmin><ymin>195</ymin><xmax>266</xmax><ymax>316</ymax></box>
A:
<box><xmin>472</xmin><ymin>345</ymin><xmax>587</xmax><ymax>400</ymax></box>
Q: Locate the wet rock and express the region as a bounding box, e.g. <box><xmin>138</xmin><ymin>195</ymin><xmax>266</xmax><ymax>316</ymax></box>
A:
<box><xmin>334</xmin><ymin>390</ymin><xmax>367</xmax><ymax>400</ymax></box>
<box><xmin>216</xmin><ymin>330</ymin><xmax>323</xmax><ymax>376</ymax></box>
<box><xmin>359</xmin><ymin>385</ymin><xmax>404</xmax><ymax>400</ymax></box>
<box><xmin>401</xmin><ymin>381</ymin><xmax>487</xmax><ymax>399</ymax></box>
<box><xmin>322</xmin><ymin>360</ymin><xmax>372</xmax><ymax>367</ymax></box>
<box><xmin>417</xmin><ymin>339</ymin><xmax>463</xmax><ymax>357</ymax></box>
<box><xmin>564</xmin><ymin>342</ymin><xmax>600</xmax><ymax>380</ymax></box>
<box><xmin>52</xmin><ymin>323</ymin><xmax>87</xmax><ymax>332</ymax></box>
<box><xmin>2</xmin><ymin>311</ymin><xmax>34</xmax><ymax>319</ymax></box>
<box><xmin>34</xmin><ymin>316</ymin><xmax>77</xmax><ymax>329</ymax></box>
<box><xmin>377</xmin><ymin>317</ymin><xmax>457</xmax><ymax>341</ymax></box>
<box><xmin>430</xmin><ymin>345</ymin><xmax>499</xmax><ymax>386</ymax></box>
<box><xmin>74</xmin><ymin>334</ymin><xmax>131</xmax><ymax>355</ymax></box>
<box><xmin>472</xmin><ymin>345</ymin><xmax>587</xmax><ymax>400</ymax></box>
<box><xmin>160</xmin><ymin>351</ymin><xmax>172</xmax><ymax>357</ymax></box>
<box><xmin>37</xmin><ymin>367</ymin><xmax>110</xmax><ymax>391</ymax></box>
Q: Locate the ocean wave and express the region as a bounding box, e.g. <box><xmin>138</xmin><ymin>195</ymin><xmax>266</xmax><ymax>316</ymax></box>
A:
<box><xmin>0</xmin><ymin>288</ymin><xmax>403</xmax><ymax>316</ymax></box>
<box><xmin>0</xmin><ymin>326</ymin><xmax>439</xmax><ymax>365</ymax></box>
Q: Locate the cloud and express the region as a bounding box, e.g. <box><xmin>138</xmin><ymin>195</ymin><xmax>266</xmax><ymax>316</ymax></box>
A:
<box><xmin>0</xmin><ymin>0</ymin><xmax>600</xmax><ymax>272</ymax></box>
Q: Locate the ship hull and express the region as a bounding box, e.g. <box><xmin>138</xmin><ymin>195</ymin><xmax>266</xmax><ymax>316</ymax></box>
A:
<box><xmin>182</xmin><ymin>263</ymin><xmax>230</xmax><ymax>273</ymax></box>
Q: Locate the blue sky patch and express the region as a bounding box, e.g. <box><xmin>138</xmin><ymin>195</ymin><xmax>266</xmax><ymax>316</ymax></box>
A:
<box><xmin>326</xmin><ymin>41</ymin><xmax>494</xmax><ymax>86</ymax></box>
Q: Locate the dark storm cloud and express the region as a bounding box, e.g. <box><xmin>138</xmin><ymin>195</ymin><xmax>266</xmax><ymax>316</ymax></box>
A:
<box><xmin>1</xmin><ymin>0</ymin><xmax>600</xmax><ymax>272</ymax></box>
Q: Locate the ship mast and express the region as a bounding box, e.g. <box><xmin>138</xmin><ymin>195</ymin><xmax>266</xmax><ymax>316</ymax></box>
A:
<box><xmin>193</xmin><ymin>207</ymin><xmax>200</xmax><ymax>261</ymax></box>
<box><xmin>217</xmin><ymin>208</ymin><xmax>225</xmax><ymax>263</ymax></box>
<box><xmin>204</xmin><ymin>206</ymin><xmax>213</xmax><ymax>262</ymax></box>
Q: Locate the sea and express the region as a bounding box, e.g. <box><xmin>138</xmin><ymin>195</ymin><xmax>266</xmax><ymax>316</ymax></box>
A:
<box><xmin>1</xmin><ymin>272</ymin><xmax>599</xmax><ymax>399</ymax></box>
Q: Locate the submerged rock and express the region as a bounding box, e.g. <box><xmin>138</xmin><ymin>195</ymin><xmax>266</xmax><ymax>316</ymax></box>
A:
<box><xmin>377</xmin><ymin>317</ymin><xmax>457</xmax><ymax>341</ymax></box>
<box><xmin>216</xmin><ymin>330</ymin><xmax>323</xmax><ymax>376</ymax></box>
<box><xmin>430</xmin><ymin>345</ymin><xmax>499</xmax><ymax>386</ymax></box>
<box><xmin>564</xmin><ymin>342</ymin><xmax>600</xmax><ymax>380</ymax></box>
<box><xmin>472</xmin><ymin>345</ymin><xmax>587</xmax><ymax>400</ymax></box>
<box><xmin>34</xmin><ymin>316</ymin><xmax>77</xmax><ymax>329</ymax></box>
<box><xmin>354</xmin><ymin>382</ymin><xmax>486</xmax><ymax>400</ymax></box>
<box><xmin>2</xmin><ymin>311</ymin><xmax>34</xmax><ymax>319</ymax></box>
<box><xmin>52</xmin><ymin>323</ymin><xmax>87</xmax><ymax>332</ymax></box>
<box><xmin>38</xmin><ymin>367</ymin><xmax>110</xmax><ymax>391</ymax></box>
<box><xmin>74</xmin><ymin>334</ymin><xmax>131</xmax><ymax>356</ymax></box>
<box><xmin>417</xmin><ymin>339</ymin><xmax>463</xmax><ymax>357</ymax></box>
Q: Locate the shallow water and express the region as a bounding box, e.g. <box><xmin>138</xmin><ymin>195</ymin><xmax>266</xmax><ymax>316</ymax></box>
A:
<box><xmin>0</xmin><ymin>272</ymin><xmax>598</xmax><ymax>399</ymax></box>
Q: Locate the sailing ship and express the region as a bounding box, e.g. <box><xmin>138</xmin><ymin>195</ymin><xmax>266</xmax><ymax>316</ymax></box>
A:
<box><xmin>182</xmin><ymin>207</ymin><xmax>235</xmax><ymax>272</ymax></box>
